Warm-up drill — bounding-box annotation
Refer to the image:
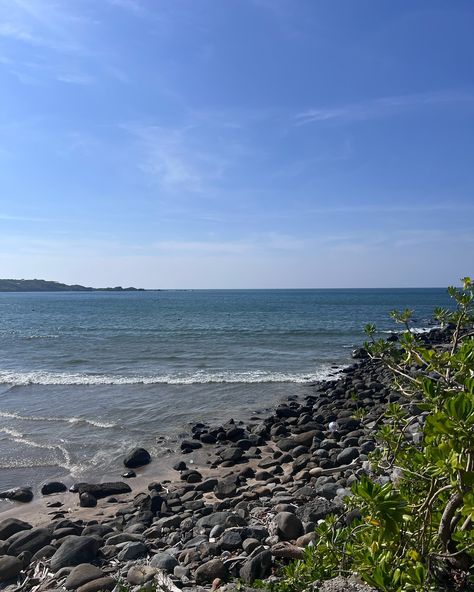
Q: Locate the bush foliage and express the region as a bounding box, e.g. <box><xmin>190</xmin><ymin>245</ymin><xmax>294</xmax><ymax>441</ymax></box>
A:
<box><xmin>269</xmin><ymin>278</ymin><xmax>474</xmax><ymax>592</ymax></box>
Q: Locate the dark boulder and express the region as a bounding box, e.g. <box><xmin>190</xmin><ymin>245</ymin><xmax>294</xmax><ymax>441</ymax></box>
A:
<box><xmin>336</xmin><ymin>447</ymin><xmax>360</xmax><ymax>465</ymax></box>
<box><xmin>0</xmin><ymin>487</ymin><xmax>33</xmax><ymax>503</ymax></box>
<box><xmin>296</xmin><ymin>497</ymin><xmax>340</xmax><ymax>522</ymax></box>
<box><xmin>240</xmin><ymin>549</ymin><xmax>272</xmax><ymax>583</ymax></box>
<box><xmin>150</xmin><ymin>552</ymin><xmax>178</xmax><ymax>572</ymax></box>
<box><xmin>0</xmin><ymin>555</ymin><xmax>23</xmax><ymax>582</ymax></box>
<box><xmin>123</xmin><ymin>448</ymin><xmax>151</xmax><ymax>468</ymax></box>
<box><xmin>272</xmin><ymin>512</ymin><xmax>304</xmax><ymax>541</ymax></box>
<box><xmin>50</xmin><ymin>536</ymin><xmax>100</xmax><ymax>571</ymax></box>
<box><xmin>0</xmin><ymin>518</ymin><xmax>32</xmax><ymax>541</ymax></box>
<box><xmin>80</xmin><ymin>493</ymin><xmax>97</xmax><ymax>508</ymax></box>
<box><xmin>41</xmin><ymin>482</ymin><xmax>67</xmax><ymax>495</ymax></box>
<box><xmin>6</xmin><ymin>527</ymin><xmax>52</xmax><ymax>556</ymax></box>
<box><xmin>77</xmin><ymin>576</ymin><xmax>115</xmax><ymax>592</ymax></box>
<box><xmin>219</xmin><ymin>447</ymin><xmax>243</xmax><ymax>462</ymax></box>
<box><xmin>214</xmin><ymin>477</ymin><xmax>238</xmax><ymax>499</ymax></box>
<box><xmin>76</xmin><ymin>482</ymin><xmax>131</xmax><ymax>499</ymax></box>
<box><xmin>195</xmin><ymin>559</ymin><xmax>229</xmax><ymax>584</ymax></box>
<box><xmin>64</xmin><ymin>563</ymin><xmax>105</xmax><ymax>590</ymax></box>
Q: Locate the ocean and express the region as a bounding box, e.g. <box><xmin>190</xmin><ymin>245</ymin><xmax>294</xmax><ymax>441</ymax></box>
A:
<box><xmin>0</xmin><ymin>288</ymin><xmax>450</xmax><ymax>502</ymax></box>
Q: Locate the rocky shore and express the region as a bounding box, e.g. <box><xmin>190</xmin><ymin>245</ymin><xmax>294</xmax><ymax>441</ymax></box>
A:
<box><xmin>0</xmin><ymin>329</ymin><xmax>449</xmax><ymax>592</ymax></box>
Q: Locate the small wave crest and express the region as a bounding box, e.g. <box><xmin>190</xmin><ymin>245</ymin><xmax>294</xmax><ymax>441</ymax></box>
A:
<box><xmin>0</xmin><ymin>427</ymin><xmax>73</xmax><ymax>470</ymax></box>
<box><xmin>381</xmin><ymin>325</ymin><xmax>440</xmax><ymax>335</ymax></box>
<box><xmin>0</xmin><ymin>367</ymin><xmax>341</xmax><ymax>386</ymax></box>
<box><xmin>0</xmin><ymin>410</ymin><xmax>115</xmax><ymax>429</ymax></box>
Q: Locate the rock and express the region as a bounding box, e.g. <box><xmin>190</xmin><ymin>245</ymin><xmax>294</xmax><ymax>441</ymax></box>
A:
<box><xmin>106</xmin><ymin>533</ymin><xmax>143</xmax><ymax>545</ymax></box>
<box><xmin>122</xmin><ymin>471</ymin><xmax>136</xmax><ymax>479</ymax></box>
<box><xmin>0</xmin><ymin>555</ymin><xmax>22</xmax><ymax>582</ymax></box>
<box><xmin>6</xmin><ymin>527</ymin><xmax>52</xmax><ymax>556</ymax></box>
<box><xmin>239</xmin><ymin>549</ymin><xmax>272</xmax><ymax>583</ymax></box>
<box><xmin>123</xmin><ymin>447</ymin><xmax>151</xmax><ymax>468</ymax></box>
<box><xmin>219</xmin><ymin>529</ymin><xmax>243</xmax><ymax>551</ymax></box>
<box><xmin>64</xmin><ymin>563</ymin><xmax>105</xmax><ymax>590</ymax></box>
<box><xmin>276</xmin><ymin>438</ymin><xmax>298</xmax><ymax>452</ymax></box>
<box><xmin>76</xmin><ymin>482</ymin><xmax>131</xmax><ymax>499</ymax></box>
<box><xmin>219</xmin><ymin>447</ymin><xmax>243</xmax><ymax>462</ymax></box>
<box><xmin>315</xmin><ymin>483</ymin><xmax>340</xmax><ymax>500</ymax></box>
<box><xmin>272</xmin><ymin>512</ymin><xmax>304</xmax><ymax>541</ymax></box>
<box><xmin>180</xmin><ymin>440</ymin><xmax>202</xmax><ymax>451</ymax></box>
<box><xmin>296</xmin><ymin>532</ymin><xmax>316</xmax><ymax>547</ymax></box>
<box><xmin>117</xmin><ymin>541</ymin><xmax>147</xmax><ymax>561</ymax></box>
<box><xmin>17</xmin><ymin>550</ymin><xmax>31</xmax><ymax>568</ymax></box>
<box><xmin>271</xmin><ymin>542</ymin><xmax>305</xmax><ymax>559</ymax></box>
<box><xmin>50</xmin><ymin>536</ymin><xmax>100</xmax><ymax>571</ymax></box>
<box><xmin>0</xmin><ymin>487</ymin><xmax>33</xmax><ymax>503</ymax></box>
<box><xmin>76</xmin><ymin>576</ymin><xmax>115</xmax><ymax>592</ymax></box>
<box><xmin>32</xmin><ymin>545</ymin><xmax>56</xmax><ymax>561</ymax></box>
<box><xmin>150</xmin><ymin>552</ymin><xmax>178</xmax><ymax>572</ymax></box>
<box><xmin>79</xmin><ymin>493</ymin><xmax>97</xmax><ymax>508</ymax></box>
<box><xmin>41</xmin><ymin>482</ymin><xmax>67</xmax><ymax>495</ymax></box>
<box><xmin>127</xmin><ymin>565</ymin><xmax>156</xmax><ymax>585</ymax></box>
<box><xmin>195</xmin><ymin>559</ymin><xmax>229</xmax><ymax>584</ymax></box>
<box><xmin>196</xmin><ymin>478</ymin><xmax>218</xmax><ymax>492</ymax></box>
<box><xmin>210</xmin><ymin>525</ymin><xmax>224</xmax><ymax>538</ymax></box>
<box><xmin>242</xmin><ymin>538</ymin><xmax>261</xmax><ymax>553</ymax></box>
<box><xmin>173</xmin><ymin>461</ymin><xmax>187</xmax><ymax>471</ymax></box>
<box><xmin>296</xmin><ymin>498</ymin><xmax>340</xmax><ymax>522</ymax></box>
<box><xmin>336</xmin><ymin>447</ymin><xmax>360</xmax><ymax>465</ymax></box>
<box><xmin>196</xmin><ymin>512</ymin><xmax>245</xmax><ymax>529</ymax></box>
<box><xmin>318</xmin><ymin>575</ymin><xmax>376</xmax><ymax>592</ymax></box>
<box><xmin>0</xmin><ymin>519</ymin><xmax>32</xmax><ymax>541</ymax></box>
<box><xmin>214</xmin><ymin>478</ymin><xmax>238</xmax><ymax>499</ymax></box>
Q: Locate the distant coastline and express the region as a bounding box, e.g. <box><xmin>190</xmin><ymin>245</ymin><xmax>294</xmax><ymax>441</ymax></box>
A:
<box><xmin>0</xmin><ymin>279</ymin><xmax>147</xmax><ymax>292</ymax></box>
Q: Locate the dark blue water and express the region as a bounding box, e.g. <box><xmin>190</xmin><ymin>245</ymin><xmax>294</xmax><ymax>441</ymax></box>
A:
<box><xmin>0</xmin><ymin>289</ymin><xmax>450</xmax><ymax>495</ymax></box>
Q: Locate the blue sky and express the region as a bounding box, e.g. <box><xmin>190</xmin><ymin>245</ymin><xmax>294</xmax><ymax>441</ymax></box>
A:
<box><xmin>0</xmin><ymin>0</ymin><xmax>473</xmax><ymax>288</ymax></box>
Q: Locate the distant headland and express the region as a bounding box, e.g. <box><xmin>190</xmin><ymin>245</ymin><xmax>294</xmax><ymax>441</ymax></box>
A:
<box><xmin>0</xmin><ymin>279</ymin><xmax>146</xmax><ymax>292</ymax></box>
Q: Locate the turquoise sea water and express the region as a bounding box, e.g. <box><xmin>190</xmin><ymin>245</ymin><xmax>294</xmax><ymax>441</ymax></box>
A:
<box><xmin>0</xmin><ymin>289</ymin><xmax>450</xmax><ymax>496</ymax></box>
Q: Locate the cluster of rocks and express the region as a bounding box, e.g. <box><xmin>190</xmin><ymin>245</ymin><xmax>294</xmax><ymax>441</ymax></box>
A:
<box><xmin>0</xmin><ymin>352</ymin><xmax>402</xmax><ymax>592</ymax></box>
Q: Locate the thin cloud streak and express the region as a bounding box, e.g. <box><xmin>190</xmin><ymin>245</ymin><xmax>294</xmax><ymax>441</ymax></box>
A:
<box><xmin>295</xmin><ymin>91</ymin><xmax>474</xmax><ymax>125</ymax></box>
<box><xmin>305</xmin><ymin>202</ymin><xmax>474</xmax><ymax>215</ymax></box>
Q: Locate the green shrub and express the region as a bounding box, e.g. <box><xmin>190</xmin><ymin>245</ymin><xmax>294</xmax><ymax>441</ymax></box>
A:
<box><xmin>270</xmin><ymin>277</ymin><xmax>474</xmax><ymax>592</ymax></box>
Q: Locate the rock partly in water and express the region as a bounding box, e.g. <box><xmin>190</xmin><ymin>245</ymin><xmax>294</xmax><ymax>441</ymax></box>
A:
<box><xmin>0</xmin><ymin>488</ymin><xmax>33</xmax><ymax>503</ymax></box>
<box><xmin>123</xmin><ymin>448</ymin><xmax>151</xmax><ymax>468</ymax></box>
<box><xmin>41</xmin><ymin>482</ymin><xmax>67</xmax><ymax>495</ymax></box>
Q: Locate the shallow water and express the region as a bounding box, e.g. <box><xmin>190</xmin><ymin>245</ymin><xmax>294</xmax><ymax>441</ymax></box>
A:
<box><xmin>0</xmin><ymin>288</ymin><xmax>450</xmax><ymax>503</ymax></box>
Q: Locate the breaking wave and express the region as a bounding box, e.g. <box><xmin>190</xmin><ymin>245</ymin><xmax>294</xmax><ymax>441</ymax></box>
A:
<box><xmin>0</xmin><ymin>367</ymin><xmax>342</xmax><ymax>386</ymax></box>
<box><xmin>0</xmin><ymin>411</ymin><xmax>115</xmax><ymax>429</ymax></box>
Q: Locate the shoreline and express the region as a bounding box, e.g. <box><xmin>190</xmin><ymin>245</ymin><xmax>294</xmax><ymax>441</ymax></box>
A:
<box><xmin>0</xmin><ymin>328</ymin><xmax>448</xmax><ymax>591</ymax></box>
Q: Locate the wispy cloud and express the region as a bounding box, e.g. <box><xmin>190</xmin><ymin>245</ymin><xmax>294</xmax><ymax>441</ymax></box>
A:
<box><xmin>295</xmin><ymin>91</ymin><xmax>474</xmax><ymax>125</ymax></box>
<box><xmin>106</xmin><ymin>0</ymin><xmax>145</xmax><ymax>15</ymax></box>
<box><xmin>122</xmin><ymin>122</ymin><xmax>234</xmax><ymax>194</ymax></box>
<box><xmin>56</xmin><ymin>72</ymin><xmax>95</xmax><ymax>85</ymax></box>
<box><xmin>305</xmin><ymin>202</ymin><xmax>474</xmax><ymax>215</ymax></box>
<box><xmin>152</xmin><ymin>233</ymin><xmax>305</xmax><ymax>255</ymax></box>
<box><xmin>0</xmin><ymin>213</ymin><xmax>56</xmax><ymax>222</ymax></box>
